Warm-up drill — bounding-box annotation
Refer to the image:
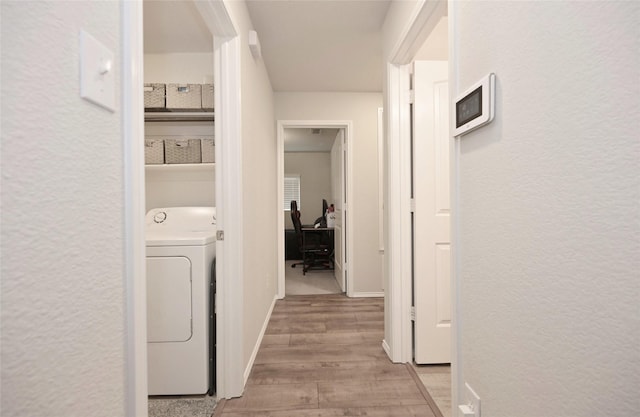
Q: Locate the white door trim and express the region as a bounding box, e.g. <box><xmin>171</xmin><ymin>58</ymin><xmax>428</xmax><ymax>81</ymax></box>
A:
<box><xmin>384</xmin><ymin>62</ymin><xmax>413</xmax><ymax>363</ymax></box>
<box><xmin>195</xmin><ymin>1</ymin><xmax>245</xmax><ymax>399</ymax></box>
<box><xmin>211</xmin><ymin>34</ymin><xmax>244</xmax><ymax>399</ymax></box>
<box><xmin>448</xmin><ymin>2</ymin><xmax>462</xmax><ymax>410</ymax></box>
<box><xmin>377</xmin><ymin>107</ymin><xmax>385</xmax><ymax>256</ymax></box>
<box><xmin>122</xmin><ymin>1</ymin><xmax>243</xmax><ymax>413</ymax></box>
<box><xmin>122</xmin><ymin>2</ymin><xmax>147</xmax><ymax>415</ymax></box>
<box><xmin>277</xmin><ymin>120</ymin><xmax>354</xmax><ymax>299</ymax></box>
<box><xmin>384</xmin><ymin>0</ymin><xmax>460</xmax><ymax>406</ymax></box>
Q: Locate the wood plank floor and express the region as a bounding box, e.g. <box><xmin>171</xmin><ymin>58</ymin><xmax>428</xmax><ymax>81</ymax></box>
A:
<box><xmin>216</xmin><ymin>294</ymin><xmax>440</xmax><ymax>417</ymax></box>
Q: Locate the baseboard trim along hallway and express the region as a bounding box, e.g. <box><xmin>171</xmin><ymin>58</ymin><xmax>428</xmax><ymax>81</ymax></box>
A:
<box><xmin>243</xmin><ymin>295</ymin><xmax>279</xmax><ymax>384</ymax></box>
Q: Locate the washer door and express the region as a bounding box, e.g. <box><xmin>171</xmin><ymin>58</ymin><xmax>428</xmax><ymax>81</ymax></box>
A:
<box><xmin>147</xmin><ymin>256</ymin><xmax>192</xmax><ymax>343</ymax></box>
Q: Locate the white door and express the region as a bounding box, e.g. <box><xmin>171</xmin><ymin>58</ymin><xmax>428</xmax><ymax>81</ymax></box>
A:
<box><xmin>413</xmin><ymin>60</ymin><xmax>451</xmax><ymax>364</ymax></box>
<box><xmin>331</xmin><ymin>130</ymin><xmax>346</xmax><ymax>292</ymax></box>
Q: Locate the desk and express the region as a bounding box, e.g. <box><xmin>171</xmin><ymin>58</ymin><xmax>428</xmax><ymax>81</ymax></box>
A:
<box><xmin>285</xmin><ymin>229</ymin><xmax>302</xmax><ymax>260</ymax></box>
<box><xmin>300</xmin><ymin>227</ymin><xmax>334</xmax><ymax>274</ymax></box>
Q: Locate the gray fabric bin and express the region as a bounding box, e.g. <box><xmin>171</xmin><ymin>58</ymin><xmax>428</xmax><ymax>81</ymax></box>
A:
<box><xmin>202</xmin><ymin>84</ymin><xmax>214</xmax><ymax>111</ymax></box>
<box><xmin>166</xmin><ymin>84</ymin><xmax>202</xmax><ymax>111</ymax></box>
<box><xmin>144</xmin><ymin>84</ymin><xmax>165</xmax><ymax>110</ymax></box>
<box><xmin>165</xmin><ymin>139</ymin><xmax>202</xmax><ymax>164</ymax></box>
<box><xmin>201</xmin><ymin>139</ymin><xmax>215</xmax><ymax>163</ymax></box>
<box><xmin>144</xmin><ymin>139</ymin><xmax>164</xmax><ymax>164</ymax></box>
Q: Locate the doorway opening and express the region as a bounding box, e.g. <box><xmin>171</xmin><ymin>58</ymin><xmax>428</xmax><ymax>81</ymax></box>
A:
<box><xmin>276</xmin><ymin>120</ymin><xmax>354</xmax><ymax>300</ymax></box>
<box><xmin>123</xmin><ymin>0</ymin><xmax>244</xmax><ymax>414</ymax></box>
<box><xmin>407</xmin><ymin>13</ymin><xmax>452</xmax><ymax>417</ymax></box>
<box><xmin>142</xmin><ymin>1</ymin><xmax>216</xmax><ymax>412</ymax></box>
<box><xmin>282</xmin><ymin>127</ymin><xmax>342</xmax><ymax>296</ymax></box>
<box><xmin>384</xmin><ymin>2</ymin><xmax>454</xmax><ymax>416</ymax></box>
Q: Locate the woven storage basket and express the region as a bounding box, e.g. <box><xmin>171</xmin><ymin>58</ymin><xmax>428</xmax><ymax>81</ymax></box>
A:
<box><xmin>166</xmin><ymin>84</ymin><xmax>202</xmax><ymax>111</ymax></box>
<box><xmin>202</xmin><ymin>84</ymin><xmax>214</xmax><ymax>110</ymax></box>
<box><xmin>144</xmin><ymin>84</ymin><xmax>165</xmax><ymax>110</ymax></box>
<box><xmin>165</xmin><ymin>139</ymin><xmax>202</xmax><ymax>164</ymax></box>
<box><xmin>201</xmin><ymin>139</ymin><xmax>215</xmax><ymax>163</ymax></box>
<box><xmin>144</xmin><ymin>139</ymin><xmax>164</xmax><ymax>164</ymax></box>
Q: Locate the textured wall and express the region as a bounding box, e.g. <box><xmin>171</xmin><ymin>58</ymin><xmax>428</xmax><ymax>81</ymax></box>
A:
<box><xmin>455</xmin><ymin>2</ymin><xmax>640</xmax><ymax>415</ymax></box>
<box><xmin>223</xmin><ymin>0</ymin><xmax>279</xmax><ymax>371</ymax></box>
<box><xmin>1</xmin><ymin>2</ymin><xmax>127</xmax><ymax>417</ymax></box>
<box><xmin>275</xmin><ymin>92</ymin><xmax>384</xmax><ymax>294</ymax></box>
<box><xmin>284</xmin><ymin>152</ymin><xmax>332</xmax><ymax>227</ymax></box>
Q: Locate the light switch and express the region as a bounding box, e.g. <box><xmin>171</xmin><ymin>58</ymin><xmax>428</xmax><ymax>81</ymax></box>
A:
<box><xmin>79</xmin><ymin>30</ymin><xmax>115</xmax><ymax>112</ymax></box>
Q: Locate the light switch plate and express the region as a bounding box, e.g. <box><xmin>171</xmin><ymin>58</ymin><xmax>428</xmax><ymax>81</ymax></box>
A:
<box><xmin>79</xmin><ymin>30</ymin><xmax>115</xmax><ymax>112</ymax></box>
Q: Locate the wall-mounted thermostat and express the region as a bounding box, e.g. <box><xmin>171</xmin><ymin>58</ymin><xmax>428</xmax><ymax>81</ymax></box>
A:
<box><xmin>454</xmin><ymin>73</ymin><xmax>495</xmax><ymax>137</ymax></box>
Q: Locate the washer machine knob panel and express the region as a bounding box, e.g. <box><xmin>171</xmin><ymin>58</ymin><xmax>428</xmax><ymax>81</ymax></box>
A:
<box><xmin>154</xmin><ymin>211</ymin><xmax>167</xmax><ymax>223</ymax></box>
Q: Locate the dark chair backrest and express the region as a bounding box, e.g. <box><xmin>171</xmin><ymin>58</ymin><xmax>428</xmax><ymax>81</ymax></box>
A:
<box><xmin>290</xmin><ymin>200</ymin><xmax>302</xmax><ymax>235</ymax></box>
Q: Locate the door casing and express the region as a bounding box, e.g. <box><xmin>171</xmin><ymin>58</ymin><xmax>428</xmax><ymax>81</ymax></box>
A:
<box><xmin>122</xmin><ymin>1</ymin><xmax>244</xmax><ymax>414</ymax></box>
<box><xmin>277</xmin><ymin>120</ymin><xmax>354</xmax><ymax>299</ymax></box>
<box><xmin>383</xmin><ymin>0</ymin><xmax>461</xmax><ymax>410</ymax></box>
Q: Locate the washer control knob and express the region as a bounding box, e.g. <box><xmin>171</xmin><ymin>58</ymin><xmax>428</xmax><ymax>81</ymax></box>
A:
<box><xmin>153</xmin><ymin>211</ymin><xmax>167</xmax><ymax>223</ymax></box>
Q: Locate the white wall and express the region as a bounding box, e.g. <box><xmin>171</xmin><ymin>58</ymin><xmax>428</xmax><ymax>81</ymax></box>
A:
<box><xmin>145</xmin><ymin>165</ymin><xmax>215</xmax><ymax>211</ymax></box>
<box><xmin>275</xmin><ymin>92</ymin><xmax>383</xmax><ymax>295</ymax></box>
<box><xmin>144</xmin><ymin>52</ymin><xmax>214</xmax><ymax>84</ymax></box>
<box><xmin>414</xmin><ymin>16</ymin><xmax>448</xmax><ymax>61</ymax></box>
<box><xmin>284</xmin><ymin>152</ymin><xmax>332</xmax><ymax>228</ymax></box>
<box><xmin>223</xmin><ymin>0</ymin><xmax>278</xmax><ymax>373</ymax></box>
<box><xmin>454</xmin><ymin>2</ymin><xmax>639</xmax><ymax>415</ymax></box>
<box><xmin>1</xmin><ymin>2</ymin><xmax>127</xmax><ymax>416</ymax></box>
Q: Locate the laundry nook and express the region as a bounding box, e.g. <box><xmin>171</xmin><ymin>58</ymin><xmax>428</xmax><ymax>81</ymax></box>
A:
<box><xmin>145</xmin><ymin>207</ymin><xmax>216</xmax><ymax>396</ymax></box>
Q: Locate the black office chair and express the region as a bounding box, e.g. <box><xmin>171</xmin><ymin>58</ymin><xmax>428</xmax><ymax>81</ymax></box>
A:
<box><xmin>290</xmin><ymin>200</ymin><xmax>305</xmax><ymax>270</ymax></box>
<box><xmin>290</xmin><ymin>200</ymin><xmax>331</xmax><ymax>275</ymax></box>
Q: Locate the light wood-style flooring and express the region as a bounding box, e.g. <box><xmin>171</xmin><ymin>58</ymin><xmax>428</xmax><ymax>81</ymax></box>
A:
<box><xmin>215</xmin><ymin>294</ymin><xmax>443</xmax><ymax>417</ymax></box>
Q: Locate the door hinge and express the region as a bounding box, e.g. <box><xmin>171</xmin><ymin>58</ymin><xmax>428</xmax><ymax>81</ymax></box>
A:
<box><xmin>410</xmin><ymin>198</ymin><xmax>416</xmax><ymax>213</ymax></box>
<box><xmin>410</xmin><ymin>306</ymin><xmax>416</xmax><ymax>321</ymax></box>
<box><xmin>406</xmin><ymin>89</ymin><xmax>415</xmax><ymax>104</ymax></box>
<box><xmin>216</xmin><ymin>230</ymin><xmax>224</xmax><ymax>241</ymax></box>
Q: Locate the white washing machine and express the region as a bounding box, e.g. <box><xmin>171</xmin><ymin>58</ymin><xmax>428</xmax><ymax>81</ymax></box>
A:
<box><xmin>145</xmin><ymin>207</ymin><xmax>216</xmax><ymax>396</ymax></box>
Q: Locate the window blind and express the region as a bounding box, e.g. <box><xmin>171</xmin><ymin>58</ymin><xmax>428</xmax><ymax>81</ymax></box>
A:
<box><xmin>284</xmin><ymin>175</ymin><xmax>300</xmax><ymax>211</ymax></box>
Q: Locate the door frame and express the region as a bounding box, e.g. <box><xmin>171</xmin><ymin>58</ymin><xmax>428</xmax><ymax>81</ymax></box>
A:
<box><xmin>122</xmin><ymin>1</ymin><xmax>244</xmax><ymax>414</ymax></box>
<box><xmin>276</xmin><ymin>120</ymin><xmax>354</xmax><ymax>299</ymax></box>
<box><xmin>384</xmin><ymin>0</ymin><xmax>461</xmax><ymax>409</ymax></box>
<box><xmin>121</xmin><ymin>3</ymin><xmax>147</xmax><ymax>415</ymax></box>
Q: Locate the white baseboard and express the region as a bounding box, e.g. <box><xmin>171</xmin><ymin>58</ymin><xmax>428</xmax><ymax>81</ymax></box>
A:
<box><xmin>351</xmin><ymin>291</ymin><xmax>384</xmax><ymax>298</ymax></box>
<box><xmin>334</xmin><ymin>267</ymin><xmax>345</xmax><ymax>292</ymax></box>
<box><xmin>243</xmin><ymin>294</ymin><xmax>277</xmax><ymax>384</ymax></box>
<box><xmin>382</xmin><ymin>339</ymin><xmax>391</xmax><ymax>359</ymax></box>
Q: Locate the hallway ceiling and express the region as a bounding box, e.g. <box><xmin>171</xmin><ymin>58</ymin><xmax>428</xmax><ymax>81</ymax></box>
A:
<box><xmin>143</xmin><ymin>0</ymin><xmax>391</xmax><ymax>92</ymax></box>
<box><xmin>143</xmin><ymin>1</ymin><xmax>213</xmax><ymax>53</ymax></box>
<box><xmin>246</xmin><ymin>0</ymin><xmax>391</xmax><ymax>92</ymax></box>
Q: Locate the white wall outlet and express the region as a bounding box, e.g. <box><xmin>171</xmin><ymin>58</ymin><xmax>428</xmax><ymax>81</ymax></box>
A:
<box><xmin>459</xmin><ymin>382</ymin><xmax>481</xmax><ymax>417</ymax></box>
<box><xmin>79</xmin><ymin>30</ymin><xmax>115</xmax><ymax>112</ymax></box>
<box><xmin>458</xmin><ymin>404</ymin><xmax>475</xmax><ymax>417</ymax></box>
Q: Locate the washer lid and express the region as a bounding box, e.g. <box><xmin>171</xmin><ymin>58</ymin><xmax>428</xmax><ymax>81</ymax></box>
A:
<box><xmin>145</xmin><ymin>207</ymin><xmax>217</xmax><ymax>246</ymax></box>
<box><xmin>146</xmin><ymin>230</ymin><xmax>216</xmax><ymax>246</ymax></box>
<box><xmin>146</xmin><ymin>207</ymin><xmax>216</xmax><ymax>230</ymax></box>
